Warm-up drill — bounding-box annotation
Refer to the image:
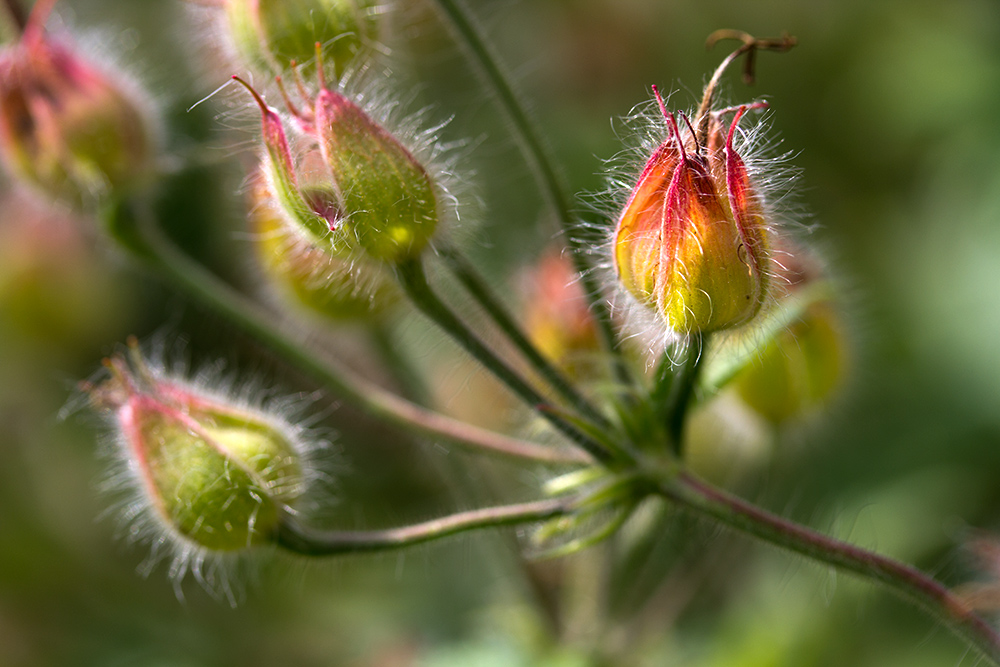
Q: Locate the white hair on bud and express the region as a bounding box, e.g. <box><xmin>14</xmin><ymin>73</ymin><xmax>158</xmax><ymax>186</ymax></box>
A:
<box><xmin>72</xmin><ymin>336</ymin><xmax>335</xmax><ymax>604</ymax></box>
<box><xmin>576</xmin><ymin>86</ymin><xmax>807</xmax><ymax>363</ymax></box>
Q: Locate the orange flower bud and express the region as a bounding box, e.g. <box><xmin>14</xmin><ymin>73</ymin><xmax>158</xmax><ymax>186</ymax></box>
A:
<box><xmin>613</xmin><ymin>88</ymin><xmax>769</xmax><ymax>336</ymax></box>
<box><xmin>522</xmin><ymin>250</ymin><xmax>601</xmax><ymax>378</ymax></box>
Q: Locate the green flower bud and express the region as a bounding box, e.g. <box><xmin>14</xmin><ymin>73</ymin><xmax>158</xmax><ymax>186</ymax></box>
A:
<box><xmin>236</xmin><ymin>69</ymin><xmax>440</xmax><ymax>265</ymax></box>
<box><xmin>88</xmin><ymin>341</ymin><xmax>310</xmax><ymax>554</ymax></box>
<box><xmin>249</xmin><ymin>169</ymin><xmax>399</xmax><ymax>320</ymax></box>
<box><xmin>225</xmin><ymin>0</ymin><xmax>378</xmax><ymax>78</ymax></box>
<box><xmin>735</xmin><ymin>301</ymin><xmax>845</xmax><ymax>424</ymax></box>
<box><xmin>734</xmin><ymin>250</ymin><xmax>848</xmax><ymax>424</ymax></box>
<box><xmin>0</xmin><ymin>1</ymin><xmax>155</xmax><ymax>206</ymax></box>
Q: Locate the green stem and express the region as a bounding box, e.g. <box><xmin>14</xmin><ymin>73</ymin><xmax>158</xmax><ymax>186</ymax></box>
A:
<box><xmin>664</xmin><ymin>333</ymin><xmax>706</xmax><ymax>455</ymax></box>
<box><xmin>438</xmin><ymin>247</ymin><xmax>610</xmax><ymax>428</ymax></box>
<box><xmin>396</xmin><ymin>257</ymin><xmax>615</xmax><ymax>464</ymax></box>
<box><xmin>660</xmin><ymin>472</ymin><xmax>1000</xmax><ymax>665</ymax></box>
<box><xmin>276</xmin><ymin>498</ymin><xmax>570</xmax><ymax>555</ymax></box>
<box><xmin>102</xmin><ymin>198</ymin><xmax>588</xmax><ymax>466</ymax></box>
<box><xmin>428</xmin><ymin>0</ymin><xmax>632</xmax><ymax>387</ymax></box>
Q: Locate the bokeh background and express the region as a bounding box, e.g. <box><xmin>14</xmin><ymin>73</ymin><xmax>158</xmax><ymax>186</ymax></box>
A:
<box><xmin>4</xmin><ymin>0</ymin><xmax>1000</xmax><ymax>664</ymax></box>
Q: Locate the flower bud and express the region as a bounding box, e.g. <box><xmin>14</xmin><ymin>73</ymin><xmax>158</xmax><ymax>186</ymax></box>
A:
<box><xmin>613</xmin><ymin>89</ymin><xmax>769</xmax><ymax>336</ymax></box>
<box><xmin>225</xmin><ymin>0</ymin><xmax>378</xmax><ymax>79</ymax></box>
<box><xmin>249</xmin><ymin>168</ymin><xmax>398</xmax><ymax>320</ymax></box>
<box><xmin>236</xmin><ymin>68</ymin><xmax>439</xmax><ymax>264</ymax></box>
<box><xmin>0</xmin><ymin>2</ymin><xmax>154</xmax><ymax>205</ymax></box>
<box><xmin>734</xmin><ymin>249</ymin><xmax>847</xmax><ymax>424</ymax></box>
<box><xmin>0</xmin><ymin>187</ymin><xmax>126</xmax><ymax>350</ymax></box>
<box><xmin>522</xmin><ymin>249</ymin><xmax>600</xmax><ymax>378</ymax></box>
<box><xmin>87</xmin><ymin>342</ymin><xmax>308</xmax><ymax>553</ymax></box>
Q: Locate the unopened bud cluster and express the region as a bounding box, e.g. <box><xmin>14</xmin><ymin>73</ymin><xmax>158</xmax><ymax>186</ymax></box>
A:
<box><xmin>45</xmin><ymin>0</ymin><xmax>860</xmax><ymax>613</ymax></box>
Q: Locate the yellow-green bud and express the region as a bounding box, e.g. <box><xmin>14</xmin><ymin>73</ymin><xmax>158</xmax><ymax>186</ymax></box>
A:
<box><xmin>249</xmin><ymin>169</ymin><xmax>399</xmax><ymax>319</ymax></box>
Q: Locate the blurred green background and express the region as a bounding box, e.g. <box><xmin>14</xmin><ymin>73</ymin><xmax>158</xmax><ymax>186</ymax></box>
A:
<box><xmin>4</xmin><ymin>0</ymin><xmax>1000</xmax><ymax>664</ymax></box>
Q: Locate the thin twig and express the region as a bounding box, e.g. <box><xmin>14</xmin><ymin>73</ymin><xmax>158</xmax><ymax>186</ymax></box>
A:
<box><xmin>277</xmin><ymin>498</ymin><xmax>571</xmax><ymax>555</ymax></box>
<box><xmin>427</xmin><ymin>0</ymin><xmax>633</xmax><ymax>388</ymax></box>
<box><xmin>396</xmin><ymin>256</ymin><xmax>617</xmax><ymax>464</ymax></box>
<box><xmin>438</xmin><ymin>246</ymin><xmax>611</xmax><ymax>429</ymax></box>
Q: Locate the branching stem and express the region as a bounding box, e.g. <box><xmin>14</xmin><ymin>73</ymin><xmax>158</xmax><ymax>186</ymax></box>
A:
<box><xmin>437</xmin><ymin>247</ymin><xmax>611</xmax><ymax>429</ymax></box>
<box><xmin>427</xmin><ymin>0</ymin><xmax>632</xmax><ymax>388</ymax></box>
<box><xmin>101</xmin><ymin>198</ymin><xmax>589</xmax><ymax>466</ymax></box>
<box><xmin>396</xmin><ymin>256</ymin><xmax>616</xmax><ymax>464</ymax></box>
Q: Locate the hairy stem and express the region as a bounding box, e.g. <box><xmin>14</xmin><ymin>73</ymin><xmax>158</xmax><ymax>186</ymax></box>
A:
<box><xmin>102</xmin><ymin>198</ymin><xmax>588</xmax><ymax>466</ymax></box>
<box><xmin>427</xmin><ymin>0</ymin><xmax>632</xmax><ymax>387</ymax></box>
<box><xmin>277</xmin><ymin>498</ymin><xmax>570</xmax><ymax>555</ymax></box>
<box><xmin>396</xmin><ymin>257</ymin><xmax>616</xmax><ymax>464</ymax></box>
<box><xmin>660</xmin><ymin>472</ymin><xmax>1000</xmax><ymax>665</ymax></box>
<box><xmin>664</xmin><ymin>333</ymin><xmax>706</xmax><ymax>455</ymax></box>
<box><xmin>438</xmin><ymin>247</ymin><xmax>610</xmax><ymax>428</ymax></box>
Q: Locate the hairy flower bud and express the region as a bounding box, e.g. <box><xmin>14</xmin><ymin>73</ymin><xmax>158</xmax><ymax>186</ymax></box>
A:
<box><xmin>87</xmin><ymin>341</ymin><xmax>309</xmax><ymax>554</ymax></box>
<box><xmin>0</xmin><ymin>1</ymin><xmax>154</xmax><ymax>205</ymax></box>
<box><xmin>236</xmin><ymin>66</ymin><xmax>439</xmax><ymax>264</ymax></box>
<box><xmin>249</xmin><ymin>169</ymin><xmax>398</xmax><ymax>319</ymax></box>
<box><xmin>734</xmin><ymin>249</ymin><xmax>847</xmax><ymax>423</ymax></box>
<box><xmin>225</xmin><ymin>0</ymin><xmax>378</xmax><ymax>79</ymax></box>
<box><xmin>613</xmin><ymin>90</ymin><xmax>769</xmax><ymax>336</ymax></box>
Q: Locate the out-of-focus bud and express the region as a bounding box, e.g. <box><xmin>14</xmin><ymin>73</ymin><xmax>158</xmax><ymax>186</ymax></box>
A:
<box><xmin>522</xmin><ymin>249</ymin><xmax>600</xmax><ymax>378</ymax></box>
<box><xmin>0</xmin><ymin>1</ymin><xmax>154</xmax><ymax>205</ymax></box>
<box><xmin>225</xmin><ymin>0</ymin><xmax>378</xmax><ymax>79</ymax></box>
<box><xmin>249</xmin><ymin>169</ymin><xmax>398</xmax><ymax>320</ymax></box>
<box><xmin>87</xmin><ymin>341</ymin><xmax>307</xmax><ymax>552</ymax></box>
<box><xmin>613</xmin><ymin>90</ymin><xmax>769</xmax><ymax>336</ymax></box>
<box><xmin>0</xmin><ymin>187</ymin><xmax>126</xmax><ymax>351</ymax></box>
<box><xmin>236</xmin><ymin>65</ymin><xmax>439</xmax><ymax>264</ymax></box>
<box><xmin>734</xmin><ymin>248</ymin><xmax>847</xmax><ymax>424</ymax></box>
